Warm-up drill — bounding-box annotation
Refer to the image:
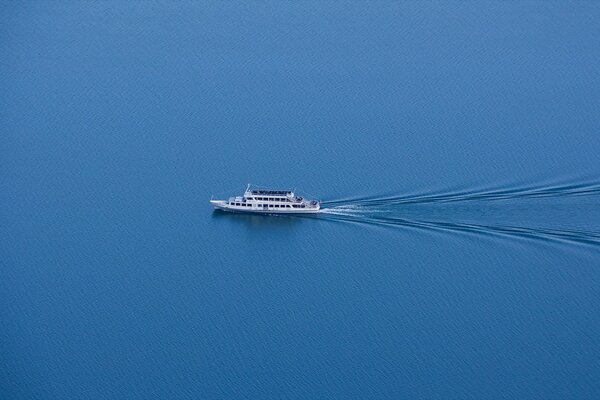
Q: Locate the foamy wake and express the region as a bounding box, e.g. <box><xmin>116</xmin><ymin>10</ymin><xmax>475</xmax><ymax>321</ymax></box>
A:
<box><xmin>316</xmin><ymin>186</ymin><xmax>600</xmax><ymax>249</ymax></box>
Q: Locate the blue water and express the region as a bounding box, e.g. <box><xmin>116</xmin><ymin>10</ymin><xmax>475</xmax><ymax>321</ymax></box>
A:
<box><xmin>2</xmin><ymin>2</ymin><xmax>600</xmax><ymax>398</ymax></box>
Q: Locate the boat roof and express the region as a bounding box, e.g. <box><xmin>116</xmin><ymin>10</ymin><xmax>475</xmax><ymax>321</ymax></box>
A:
<box><xmin>249</xmin><ymin>189</ymin><xmax>293</xmax><ymax>195</ymax></box>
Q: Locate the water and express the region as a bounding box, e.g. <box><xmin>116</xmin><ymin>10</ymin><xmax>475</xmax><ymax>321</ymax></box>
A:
<box><xmin>2</xmin><ymin>2</ymin><xmax>600</xmax><ymax>398</ymax></box>
<box><xmin>320</xmin><ymin>181</ymin><xmax>600</xmax><ymax>248</ymax></box>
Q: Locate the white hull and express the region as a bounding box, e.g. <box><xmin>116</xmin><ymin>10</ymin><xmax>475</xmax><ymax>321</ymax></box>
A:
<box><xmin>210</xmin><ymin>200</ymin><xmax>320</xmax><ymax>214</ymax></box>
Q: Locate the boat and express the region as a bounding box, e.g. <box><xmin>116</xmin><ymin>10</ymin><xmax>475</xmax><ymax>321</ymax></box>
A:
<box><xmin>210</xmin><ymin>184</ymin><xmax>321</xmax><ymax>214</ymax></box>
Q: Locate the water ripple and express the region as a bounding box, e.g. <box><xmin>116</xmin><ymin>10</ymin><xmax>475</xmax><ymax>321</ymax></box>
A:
<box><xmin>319</xmin><ymin>180</ymin><xmax>600</xmax><ymax>249</ymax></box>
<box><xmin>324</xmin><ymin>180</ymin><xmax>600</xmax><ymax>206</ymax></box>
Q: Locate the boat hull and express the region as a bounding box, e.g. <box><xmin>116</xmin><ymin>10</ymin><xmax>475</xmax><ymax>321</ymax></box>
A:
<box><xmin>210</xmin><ymin>200</ymin><xmax>320</xmax><ymax>214</ymax></box>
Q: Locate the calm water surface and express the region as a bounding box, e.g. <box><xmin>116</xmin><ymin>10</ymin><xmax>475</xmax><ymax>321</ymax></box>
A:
<box><xmin>2</xmin><ymin>2</ymin><xmax>600</xmax><ymax>399</ymax></box>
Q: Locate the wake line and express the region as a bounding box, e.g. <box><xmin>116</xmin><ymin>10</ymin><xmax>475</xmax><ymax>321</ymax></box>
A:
<box><xmin>318</xmin><ymin>209</ymin><xmax>600</xmax><ymax>248</ymax></box>
<box><xmin>323</xmin><ymin>180</ymin><xmax>600</xmax><ymax>206</ymax></box>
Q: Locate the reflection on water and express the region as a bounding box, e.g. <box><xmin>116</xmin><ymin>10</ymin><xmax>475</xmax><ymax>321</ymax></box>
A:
<box><xmin>211</xmin><ymin>209</ymin><xmax>313</xmax><ymax>232</ymax></box>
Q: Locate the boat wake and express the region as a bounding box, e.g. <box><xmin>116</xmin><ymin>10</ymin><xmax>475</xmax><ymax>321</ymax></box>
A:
<box><xmin>318</xmin><ymin>180</ymin><xmax>600</xmax><ymax>249</ymax></box>
<box><xmin>323</xmin><ymin>180</ymin><xmax>600</xmax><ymax>207</ymax></box>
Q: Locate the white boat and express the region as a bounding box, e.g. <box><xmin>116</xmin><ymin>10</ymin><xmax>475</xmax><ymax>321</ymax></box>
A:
<box><xmin>210</xmin><ymin>184</ymin><xmax>321</xmax><ymax>214</ymax></box>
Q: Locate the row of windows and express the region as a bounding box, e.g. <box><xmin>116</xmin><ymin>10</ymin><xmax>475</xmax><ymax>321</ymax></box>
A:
<box><xmin>229</xmin><ymin>202</ymin><xmax>306</xmax><ymax>208</ymax></box>
<box><xmin>248</xmin><ymin>197</ymin><xmax>288</xmax><ymax>202</ymax></box>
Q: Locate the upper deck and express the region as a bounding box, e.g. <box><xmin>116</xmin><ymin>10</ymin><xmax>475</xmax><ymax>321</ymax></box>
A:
<box><xmin>249</xmin><ymin>189</ymin><xmax>293</xmax><ymax>196</ymax></box>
